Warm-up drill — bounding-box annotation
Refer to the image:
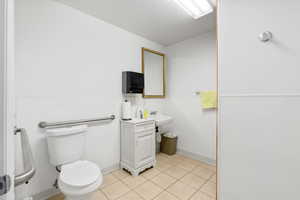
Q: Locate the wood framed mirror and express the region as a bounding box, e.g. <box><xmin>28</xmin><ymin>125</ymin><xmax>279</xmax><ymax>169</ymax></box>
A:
<box><xmin>142</xmin><ymin>47</ymin><xmax>166</xmax><ymax>98</ymax></box>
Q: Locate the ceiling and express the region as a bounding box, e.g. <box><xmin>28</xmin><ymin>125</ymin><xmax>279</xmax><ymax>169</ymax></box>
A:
<box><xmin>56</xmin><ymin>0</ymin><xmax>216</xmax><ymax>46</ymax></box>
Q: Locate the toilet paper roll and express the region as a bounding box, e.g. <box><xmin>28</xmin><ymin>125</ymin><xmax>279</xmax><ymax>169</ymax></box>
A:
<box><xmin>122</xmin><ymin>101</ymin><xmax>132</xmax><ymax>120</ymax></box>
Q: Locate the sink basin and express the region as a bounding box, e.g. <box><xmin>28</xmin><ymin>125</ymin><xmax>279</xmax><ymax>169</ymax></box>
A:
<box><xmin>149</xmin><ymin>114</ymin><xmax>173</xmax><ymax>126</ymax></box>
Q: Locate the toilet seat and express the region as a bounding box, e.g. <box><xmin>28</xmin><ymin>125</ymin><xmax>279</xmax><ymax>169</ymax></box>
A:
<box><xmin>59</xmin><ymin>175</ymin><xmax>102</xmax><ymax>197</ymax></box>
<box><xmin>58</xmin><ymin>160</ymin><xmax>103</xmax><ymax>198</ymax></box>
<box><xmin>60</xmin><ymin>160</ymin><xmax>101</xmax><ymax>187</ymax></box>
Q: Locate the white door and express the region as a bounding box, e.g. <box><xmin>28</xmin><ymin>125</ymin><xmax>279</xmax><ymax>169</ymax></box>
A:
<box><xmin>135</xmin><ymin>131</ymin><xmax>155</xmax><ymax>168</ymax></box>
<box><xmin>218</xmin><ymin>0</ymin><xmax>300</xmax><ymax>200</ymax></box>
<box><xmin>0</xmin><ymin>0</ymin><xmax>15</xmax><ymax>199</ymax></box>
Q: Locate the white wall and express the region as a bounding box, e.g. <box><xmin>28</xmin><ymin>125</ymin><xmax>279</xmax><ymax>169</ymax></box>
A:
<box><xmin>15</xmin><ymin>0</ymin><xmax>165</xmax><ymax>197</ymax></box>
<box><xmin>165</xmin><ymin>32</ymin><xmax>216</xmax><ymax>162</ymax></box>
<box><xmin>218</xmin><ymin>0</ymin><xmax>300</xmax><ymax>199</ymax></box>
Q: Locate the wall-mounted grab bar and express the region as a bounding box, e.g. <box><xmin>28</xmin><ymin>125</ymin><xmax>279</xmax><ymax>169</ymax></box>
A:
<box><xmin>14</xmin><ymin>128</ymin><xmax>36</xmax><ymax>187</ymax></box>
<box><xmin>38</xmin><ymin>114</ymin><xmax>116</xmax><ymax>129</ymax></box>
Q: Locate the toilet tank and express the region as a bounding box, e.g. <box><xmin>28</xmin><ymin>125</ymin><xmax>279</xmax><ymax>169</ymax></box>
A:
<box><xmin>45</xmin><ymin>125</ymin><xmax>87</xmax><ymax>166</ymax></box>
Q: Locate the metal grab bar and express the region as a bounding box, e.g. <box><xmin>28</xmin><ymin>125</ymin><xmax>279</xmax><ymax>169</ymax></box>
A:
<box><xmin>14</xmin><ymin>128</ymin><xmax>36</xmax><ymax>187</ymax></box>
<box><xmin>38</xmin><ymin>114</ymin><xmax>116</xmax><ymax>129</ymax></box>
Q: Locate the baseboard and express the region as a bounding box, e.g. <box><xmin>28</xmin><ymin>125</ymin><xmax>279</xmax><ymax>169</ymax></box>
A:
<box><xmin>32</xmin><ymin>163</ymin><xmax>120</xmax><ymax>200</ymax></box>
<box><xmin>102</xmin><ymin>163</ymin><xmax>120</xmax><ymax>174</ymax></box>
<box><xmin>177</xmin><ymin>148</ymin><xmax>216</xmax><ymax>166</ymax></box>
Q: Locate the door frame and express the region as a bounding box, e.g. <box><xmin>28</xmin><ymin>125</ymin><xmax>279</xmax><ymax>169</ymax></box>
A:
<box><xmin>216</xmin><ymin>0</ymin><xmax>219</xmax><ymax>199</ymax></box>
<box><xmin>1</xmin><ymin>0</ymin><xmax>15</xmax><ymax>199</ymax></box>
<box><xmin>1</xmin><ymin>1</ymin><xmax>220</xmax><ymax>199</ymax></box>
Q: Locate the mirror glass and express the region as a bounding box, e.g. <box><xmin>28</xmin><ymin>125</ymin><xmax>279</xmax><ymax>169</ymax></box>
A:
<box><xmin>142</xmin><ymin>48</ymin><xmax>165</xmax><ymax>98</ymax></box>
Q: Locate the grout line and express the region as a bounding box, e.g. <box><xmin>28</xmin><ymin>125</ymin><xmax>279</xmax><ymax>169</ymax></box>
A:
<box><xmin>99</xmin><ymin>154</ymin><xmax>216</xmax><ymax>200</ymax></box>
<box><xmin>151</xmin><ymin>177</ymin><xmax>180</xmax><ymax>200</ymax></box>
<box><xmin>197</xmin><ymin>173</ymin><xmax>217</xmax><ymax>199</ymax></box>
<box><xmin>153</xmin><ymin>154</ymin><xmax>216</xmax><ymax>200</ymax></box>
<box><xmin>101</xmin><ymin>189</ymin><xmax>110</xmax><ymax>200</ymax></box>
<box><xmin>187</xmin><ymin>187</ymin><xmax>200</xmax><ymax>200</ymax></box>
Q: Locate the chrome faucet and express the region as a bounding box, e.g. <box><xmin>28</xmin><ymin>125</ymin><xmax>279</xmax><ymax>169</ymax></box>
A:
<box><xmin>150</xmin><ymin>111</ymin><xmax>157</xmax><ymax>115</ymax></box>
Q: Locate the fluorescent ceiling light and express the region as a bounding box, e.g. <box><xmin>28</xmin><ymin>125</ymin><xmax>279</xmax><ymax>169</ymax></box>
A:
<box><xmin>173</xmin><ymin>0</ymin><xmax>213</xmax><ymax>19</ymax></box>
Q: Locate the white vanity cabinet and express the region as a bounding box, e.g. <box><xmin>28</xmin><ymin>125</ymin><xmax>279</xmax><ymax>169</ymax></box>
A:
<box><xmin>120</xmin><ymin>119</ymin><xmax>156</xmax><ymax>176</ymax></box>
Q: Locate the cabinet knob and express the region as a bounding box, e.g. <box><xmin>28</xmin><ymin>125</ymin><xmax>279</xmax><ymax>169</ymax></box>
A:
<box><xmin>259</xmin><ymin>31</ymin><xmax>273</xmax><ymax>42</ymax></box>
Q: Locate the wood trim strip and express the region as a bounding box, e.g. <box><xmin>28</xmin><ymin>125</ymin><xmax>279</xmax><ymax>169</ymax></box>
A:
<box><xmin>141</xmin><ymin>47</ymin><xmax>166</xmax><ymax>98</ymax></box>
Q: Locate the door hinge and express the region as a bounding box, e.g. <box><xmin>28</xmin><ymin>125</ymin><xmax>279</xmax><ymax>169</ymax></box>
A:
<box><xmin>0</xmin><ymin>175</ymin><xmax>11</xmax><ymax>196</ymax></box>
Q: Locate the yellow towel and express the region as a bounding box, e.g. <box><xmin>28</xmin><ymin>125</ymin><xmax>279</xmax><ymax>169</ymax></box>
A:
<box><xmin>200</xmin><ymin>91</ymin><xmax>217</xmax><ymax>109</ymax></box>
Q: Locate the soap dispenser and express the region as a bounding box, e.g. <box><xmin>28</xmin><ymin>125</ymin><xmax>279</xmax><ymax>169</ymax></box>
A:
<box><xmin>136</xmin><ymin>106</ymin><xmax>144</xmax><ymax>119</ymax></box>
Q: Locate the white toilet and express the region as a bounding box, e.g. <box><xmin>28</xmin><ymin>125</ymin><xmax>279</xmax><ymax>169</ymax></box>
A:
<box><xmin>45</xmin><ymin>125</ymin><xmax>103</xmax><ymax>200</ymax></box>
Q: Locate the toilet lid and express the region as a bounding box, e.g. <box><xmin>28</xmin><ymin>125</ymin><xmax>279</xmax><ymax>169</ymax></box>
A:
<box><xmin>60</xmin><ymin>160</ymin><xmax>101</xmax><ymax>187</ymax></box>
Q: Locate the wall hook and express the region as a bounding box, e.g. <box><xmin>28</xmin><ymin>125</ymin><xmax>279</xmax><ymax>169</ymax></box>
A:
<box><xmin>259</xmin><ymin>31</ymin><xmax>273</xmax><ymax>42</ymax></box>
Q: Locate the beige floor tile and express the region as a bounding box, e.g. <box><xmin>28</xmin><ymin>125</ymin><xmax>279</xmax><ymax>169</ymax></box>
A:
<box><xmin>151</xmin><ymin>173</ymin><xmax>176</xmax><ymax>189</ymax></box>
<box><xmin>200</xmin><ymin>182</ymin><xmax>216</xmax><ymax>198</ymax></box>
<box><xmin>179</xmin><ymin>173</ymin><xmax>207</xmax><ymax>190</ymax></box>
<box><xmin>167</xmin><ymin>181</ymin><xmax>197</xmax><ymax>200</ymax></box>
<box><xmin>47</xmin><ymin>193</ymin><xmax>64</xmax><ymax>200</ymax></box>
<box><xmin>197</xmin><ymin>162</ymin><xmax>216</xmax><ymax>172</ymax></box>
<box><xmin>141</xmin><ymin>168</ymin><xmax>161</xmax><ymax>179</ymax></box>
<box><xmin>206</xmin><ymin>165</ymin><xmax>217</xmax><ymax>173</ymax></box>
<box><xmin>154</xmin><ymin>191</ymin><xmax>179</xmax><ymax>200</ymax></box>
<box><xmin>112</xmin><ymin>169</ymin><xmax>130</xmax><ymax>180</ymax></box>
<box><xmin>117</xmin><ymin>191</ymin><xmax>143</xmax><ymax>200</ymax></box>
<box><xmin>192</xmin><ymin>166</ymin><xmax>214</xmax><ymax>180</ymax></box>
<box><xmin>92</xmin><ymin>190</ymin><xmax>108</xmax><ymax>200</ymax></box>
<box><xmin>179</xmin><ymin>162</ymin><xmax>198</xmax><ymax>171</ymax></box>
<box><xmin>134</xmin><ymin>181</ymin><xmax>163</xmax><ymax>200</ymax></box>
<box><xmin>156</xmin><ymin>159</ymin><xmax>168</xmax><ymax>165</ymax></box>
<box><xmin>190</xmin><ymin>191</ymin><xmax>214</xmax><ymax>200</ymax></box>
<box><xmin>183</xmin><ymin>157</ymin><xmax>203</xmax><ymax>166</ymax></box>
<box><xmin>164</xmin><ymin>166</ymin><xmax>189</xmax><ymax>179</ymax></box>
<box><xmin>170</xmin><ymin>154</ymin><xmax>186</xmax><ymax>161</ymax></box>
<box><xmin>166</xmin><ymin>158</ymin><xmax>181</xmax><ymax>166</ymax></box>
<box><xmin>157</xmin><ymin>153</ymin><xmax>170</xmax><ymax>158</ymax></box>
<box><xmin>158</xmin><ymin>154</ymin><xmax>178</xmax><ymax>161</ymax></box>
<box><xmin>155</xmin><ymin>160</ymin><xmax>172</xmax><ymax>172</ymax></box>
<box><xmin>156</xmin><ymin>154</ymin><xmax>170</xmax><ymax>163</ymax></box>
<box><xmin>209</xmin><ymin>174</ymin><xmax>216</xmax><ymax>183</ymax></box>
<box><xmin>101</xmin><ymin>181</ymin><xmax>130</xmax><ymax>200</ymax></box>
<box><xmin>100</xmin><ymin>173</ymin><xmax>119</xmax><ymax>188</ymax></box>
<box><xmin>121</xmin><ymin>175</ymin><xmax>146</xmax><ymax>189</ymax></box>
<box><xmin>166</xmin><ymin>155</ymin><xmax>183</xmax><ymax>162</ymax></box>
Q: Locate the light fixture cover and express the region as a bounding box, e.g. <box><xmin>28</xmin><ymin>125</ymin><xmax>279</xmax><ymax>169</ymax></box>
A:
<box><xmin>174</xmin><ymin>0</ymin><xmax>213</xmax><ymax>19</ymax></box>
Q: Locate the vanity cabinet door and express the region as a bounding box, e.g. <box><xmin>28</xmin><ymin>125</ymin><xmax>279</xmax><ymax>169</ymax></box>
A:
<box><xmin>135</xmin><ymin>130</ymin><xmax>155</xmax><ymax>168</ymax></box>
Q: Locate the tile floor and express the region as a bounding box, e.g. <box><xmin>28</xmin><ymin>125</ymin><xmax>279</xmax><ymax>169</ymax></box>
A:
<box><xmin>48</xmin><ymin>153</ymin><xmax>216</xmax><ymax>200</ymax></box>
